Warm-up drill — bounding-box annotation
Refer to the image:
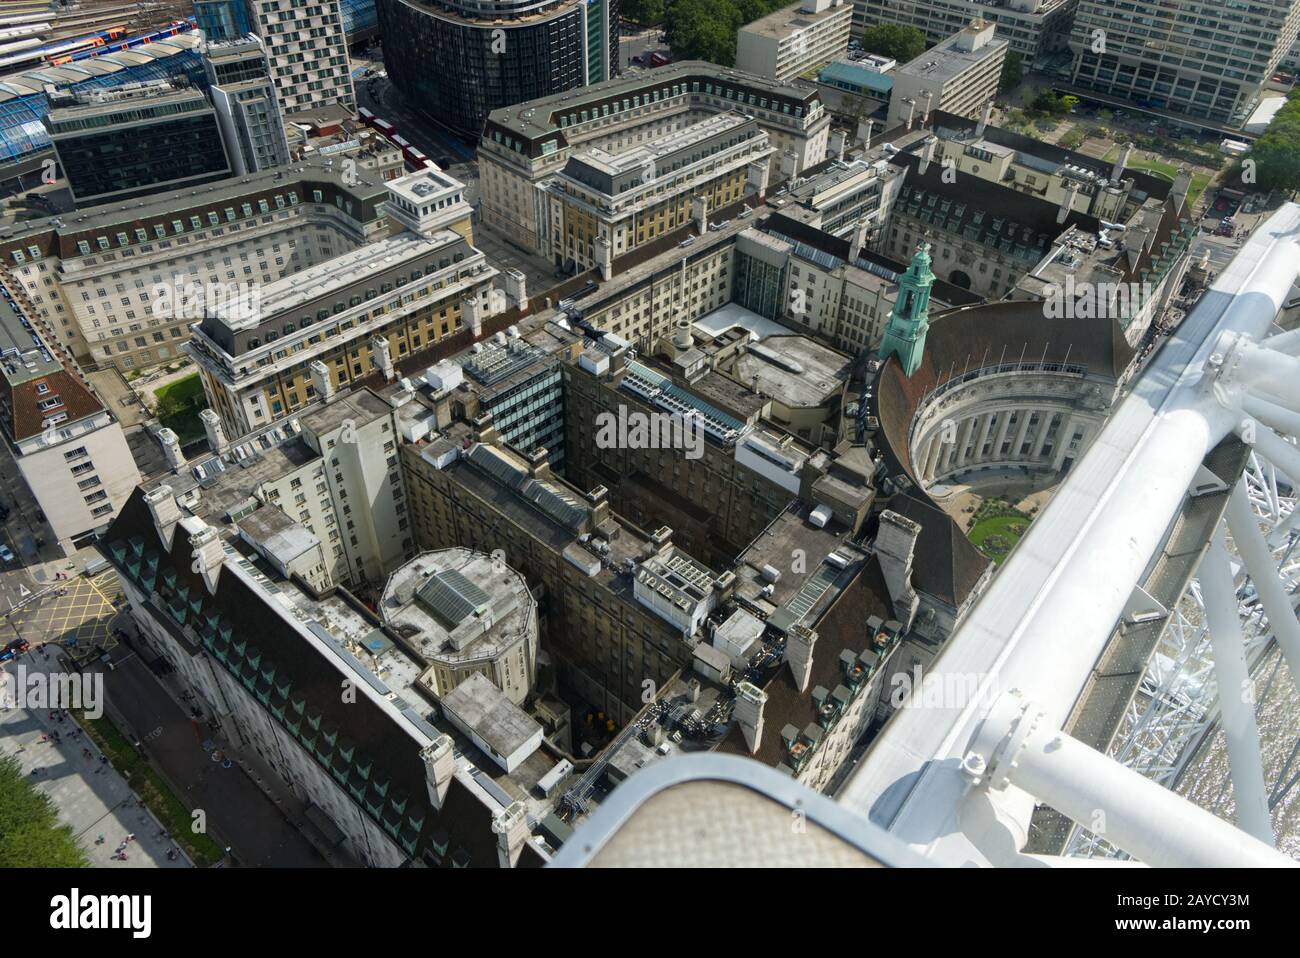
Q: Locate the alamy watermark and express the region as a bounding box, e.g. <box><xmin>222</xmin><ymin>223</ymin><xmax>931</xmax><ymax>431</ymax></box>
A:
<box><xmin>1</xmin><ymin>665</ymin><xmax>102</xmax><ymax>718</ymax></box>
<box><xmin>50</xmin><ymin>889</ymin><xmax>150</xmax><ymax>938</ymax></box>
<box><xmin>150</xmin><ymin>277</ymin><xmax>262</xmax><ymax>323</ymax></box>
<box><xmin>890</xmin><ymin>664</ymin><xmax>998</xmax><ymax>711</ymax></box>
<box><xmin>1041</xmin><ymin>276</ymin><xmax>1156</xmax><ymax>321</ymax></box>
<box><xmin>594</xmin><ymin>404</ymin><xmax>705</xmax><ymax>460</ymax></box>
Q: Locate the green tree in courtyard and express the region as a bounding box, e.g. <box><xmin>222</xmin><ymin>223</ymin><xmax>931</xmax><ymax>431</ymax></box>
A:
<box><xmin>860</xmin><ymin>24</ymin><xmax>926</xmax><ymax>62</ymax></box>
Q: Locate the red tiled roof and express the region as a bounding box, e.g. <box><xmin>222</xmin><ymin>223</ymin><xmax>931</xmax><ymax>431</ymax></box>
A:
<box><xmin>1</xmin><ymin>369</ymin><xmax>104</xmax><ymax>442</ymax></box>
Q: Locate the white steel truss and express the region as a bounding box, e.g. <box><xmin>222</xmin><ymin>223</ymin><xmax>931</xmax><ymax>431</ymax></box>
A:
<box><xmin>1066</xmin><ymin>453</ymin><xmax>1300</xmax><ymax>858</ymax></box>
<box><xmin>837</xmin><ymin>204</ymin><xmax>1300</xmax><ymax>868</ymax></box>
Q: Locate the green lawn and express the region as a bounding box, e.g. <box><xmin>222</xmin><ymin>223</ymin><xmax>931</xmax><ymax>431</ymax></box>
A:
<box><xmin>968</xmin><ymin>512</ymin><xmax>1032</xmax><ymax>565</ymax></box>
<box><xmin>1100</xmin><ymin>147</ymin><xmax>1213</xmax><ymax>208</ymax></box>
<box><xmin>75</xmin><ymin>709</ymin><xmax>223</xmax><ymax>867</ymax></box>
<box><xmin>153</xmin><ymin>373</ymin><xmax>208</xmax><ymax>445</ymax></box>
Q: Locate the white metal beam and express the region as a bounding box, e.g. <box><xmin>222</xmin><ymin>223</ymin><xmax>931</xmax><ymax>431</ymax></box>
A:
<box><xmin>964</xmin><ymin>693</ymin><xmax>1288</xmax><ymax>868</ymax></box>
<box><xmin>1199</xmin><ymin>524</ymin><xmax>1274</xmax><ymax>843</ymax></box>
<box><xmin>1224</xmin><ymin>476</ymin><xmax>1300</xmax><ymax>688</ymax></box>
<box><xmin>838</xmin><ymin>204</ymin><xmax>1300</xmax><ymax>865</ymax></box>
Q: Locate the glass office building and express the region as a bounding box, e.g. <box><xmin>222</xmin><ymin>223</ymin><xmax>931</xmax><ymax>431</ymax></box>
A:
<box><xmin>376</xmin><ymin>0</ymin><xmax>619</xmax><ymax>136</ymax></box>
<box><xmin>0</xmin><ymin>36</ymin><xmax>207</xmax><ymax>170</ymax></box>
<box><xmin>43</xmin><ymin>83</ymin><xmax>232</xmax><ymax>208</ymax></box>
<box><xmin>340</xmin><ymin>0</ymin><xmax>380</xmax><ymax>37</ymax></box>
<box><xmin>194</xmin><ymin>0</ymin><xmax>255</xmax><ymax>41</ymax></box>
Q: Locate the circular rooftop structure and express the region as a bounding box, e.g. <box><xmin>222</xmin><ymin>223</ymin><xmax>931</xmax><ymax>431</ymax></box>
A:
<box><xmin>379</xmin><ymin>548</ymin><xmax>538</xmax><ymax>705</ymax></box>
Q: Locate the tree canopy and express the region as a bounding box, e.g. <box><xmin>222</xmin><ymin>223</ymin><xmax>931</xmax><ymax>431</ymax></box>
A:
<box><xmin>1248</xmin><ymin>91</ymin><xmax>1300</xmax><ymax>194</ymax></box>
<box><xmin>860</xmin><ymin>24</ymin><xmax>926</xmax><ymax>63</ymax></box>
<box><xmin>623</xmin><ymin>0</ymin><xmax>666</xmax><ymax>25</ymax></box>
<box><xmin>0</xmin><ymin>756</ymin><xmax>87</xmax><ymax>867</ymax></box>
<box><xmin>999</xmin><ymin>51</ymin><xmax>1024</xmax><ymax>93</ymax></box>
<box><xmin>1031</xmin><ymin>89</ymin><xmax>1071</xmax><ymax>117</ymax></box>
<box><xmin>664</xmin><ymin>0</ymin><xmax>788</xmax><ymax>66</ymax></box>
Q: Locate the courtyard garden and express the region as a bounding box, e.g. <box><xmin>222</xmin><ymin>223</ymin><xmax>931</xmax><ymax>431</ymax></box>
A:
<box><xmin>153</xmin><ymin>373</ymin><xmax>208</xmax><ymax>445</ymax></box>
<box><xmin>967</xmin><ymin>498</ymin><xmax>1034</xmax><ymax>565</ymax></box>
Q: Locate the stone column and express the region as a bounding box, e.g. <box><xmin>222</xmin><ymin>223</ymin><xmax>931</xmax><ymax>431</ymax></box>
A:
<box><xmin>956</xmin><ymin>416</ymin><xmax>978</xmax><ymax>467</ymax></box>
<box><xmin>924</xmin><ymin>431</ymin><xmax>945</xmax><ymax>481</ymax></box>
<box><xmin>1012</xmin><ymin>411</ymin><xmax>1034</xmax><ymax>461</ymax></box>
<box><xmin>1053</xmin><ymin>417</ymin><xmax>1082</xmax><ymax>471</ymax></box>
<box><xmin>1032</xmin><ymin>412</ymin><xmax>1056</xmax><ymax>461</ymax></box>
<box><xmin>937</xmin><ymin>437</ymin><xmax>957</xmax><ymax>478</ymax></box>
<box><xmin>974</xmin><ymin>413</ymin><xmax>994</xmax><ymax>466</ymax></box>
<box><xmin>993</xmin><ymin>412</ymin><xmax>1013</xmax><ymax>463</ymax></box>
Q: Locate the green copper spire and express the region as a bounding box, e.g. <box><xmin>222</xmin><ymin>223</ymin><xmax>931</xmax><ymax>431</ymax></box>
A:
<box><xmin>880</xmin><ymin>243</ymin><xmax>935</xmax><ymax>377</ymax></box>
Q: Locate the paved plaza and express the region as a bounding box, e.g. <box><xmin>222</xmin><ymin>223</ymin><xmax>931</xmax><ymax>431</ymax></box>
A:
<box><xmin>1</xmin><ymin>648</ymin><xmax>189</xmax><ymax>868</ymax></box>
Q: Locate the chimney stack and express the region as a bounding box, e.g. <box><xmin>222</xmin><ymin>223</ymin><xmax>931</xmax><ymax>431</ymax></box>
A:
<box><xmin>493</xmin><ymin>800</ymin><xmax>530</xmax><ymax>868</ymax></box>
<box><xmin>747</xmin><ymin>157</ymin><xmax>770</xmax><ymax>199</ymax></box>
<box><xmin>976</xmin><ymin>98</ymin><xmax>994</xmax><ymax>138</ymax></box>
<box><xmin>850</xmin><ymin>214</ymin><xmax>870</xmax><ymax>262</ymax></box>
<box><xmin>919</xmin><ymin>135</ymin><xmax>938</xmax><ymax>175</ymax></box>
<box><xmin>463</xmin><ymin>295</ymin><xmax>483</xmax><ymax>339</ymax></box>
<box><xmin>190</xmin><ymin>526</ymin><xmax>225</xmax><ymax>594</ymax></box>
<box><xmin>310</xmin><ymin>360</ymin><xmax>336</xmax><ymax>403</ymax></box>
<box><xmin>785</xmin><ymin>624</ymin><xmax>818</xmax><ymax>693</ymax></box>
<box><xmin>875</xmin><ymin>510</ymin><xmax>921</xmax><ymax>631</ymax></box>
<box><xmin>1112</xmin><ymin>142</ymin><xmax>1134</xmax><ymax>183</ymax></box>
<box><xmin>504</xmin><ymin>268</ymin><xmax>528</xmax><ymax>312</ymax></box>
<box><xmin>200</xmin><ymin>409</ymin><xmax>229</xmax><ymax>456</ymax></box>
<box><xmin>829</xmin><ymin>128</ymin><xmax>847</xmax><ymax>162</ymax></box>
<box><xmin>370</xmin><ymin>334</ymin><xmax>395</xmax><ymax>382</ymax></box>
<box><xmin>157</xmin><ymin>427</ymin><xmax>185</xmax><ymax>471</ymax></box>
<box><xmin>857</xmin><ymin>117</ymin><xmax>873</xmax><ymax>150</ymax></box>
<box><xmin>691</xmin><ymin>195</ymin><xmax>708</xmax><ymax>235</ymax></box>
<box><xmin>594</xmin><ymin>235</ymin><xmax>613</xmax><ymax>281</ymax></box>
<box><xmin>734</xmin><ymin>680</ymin><xmax>767</xmax><ymax>754</ymax></box>
<box><xmin>421</xmin><ymin>734</ymin><xmax>456</xmax><ymax>810</ymax></box>
<box><xmin>779</xmin><ymin>150</ymin><xmax>798</xmax><ymax>181</ymax></box>
<box><xmin>144</xmin><ymin>485</ymin><xmax>181</xmax><ymax>548</ymax></box>
<box><xmin>903</xmin><ymin>98</ymin><xmax>917</xmax><ymax>130</ymax></box>
<box><xmin>1171</xmin><ymin>166</ymin><xmax>1191</xmax><ymax>215</ymax></box>
<box><xmin>1058</xmin><ymin>180</ymin><xmax>1080</xmax><ymax>224</ymax></box>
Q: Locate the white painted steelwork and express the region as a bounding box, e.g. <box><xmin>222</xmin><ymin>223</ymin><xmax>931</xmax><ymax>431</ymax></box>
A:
<box><xmin>837</xmin><ymin>204</ymin><xmax>1300</xmax><ymax>867</ymax></box>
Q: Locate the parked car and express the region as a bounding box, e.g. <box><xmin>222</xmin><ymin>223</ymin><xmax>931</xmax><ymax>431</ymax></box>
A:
<box><xmin>0</xmin><ymin>544</ymin><xmax>15</xmax><ymax>562</ymax></box>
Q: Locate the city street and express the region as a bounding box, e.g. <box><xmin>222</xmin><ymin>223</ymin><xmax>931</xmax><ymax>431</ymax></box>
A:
<box><xmin>87</xmin><ymin>645</ymin><xmax>330</xmax><ymax>867</ymax></box>
<box><xmin>354</xmin><ymin>63</ymin><xmax>558</xmax><ymax>301</ymax></box>
<box><xmin>1</xmin><ymin>649</ymin><xmax>190</xmax><ymax>868</ymax></box>
<box><xmin>1</xmin><ymin>557</ymin><xmax>329</xmax><ymax>866</ymax></box>
<box><xmin>620</xmin><ymin>24</ymin><xmax>667</xmax><ymax>69</ymax></box>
